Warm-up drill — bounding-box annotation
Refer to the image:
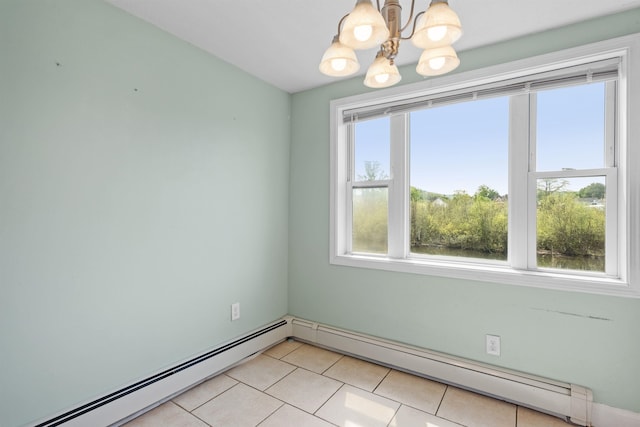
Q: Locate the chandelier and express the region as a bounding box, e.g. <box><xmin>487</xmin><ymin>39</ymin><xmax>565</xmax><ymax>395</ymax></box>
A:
<box><xmin>319</xmin><ymin>0</ymin><xmax>462</xmax><ymax>88</ymax></box>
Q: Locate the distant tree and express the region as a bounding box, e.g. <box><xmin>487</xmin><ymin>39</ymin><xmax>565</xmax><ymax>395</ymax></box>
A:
<box><xmin>578</xmin><ymin>182</ymin><xmax>605</xmax><ymax>199</ymax></box>
<box><xmin>352</xmin><ymin>187</ymin><xmax>388</xmax><ymax>253</ymax></box>
<box><xmin>537</xmin><ymin>192</ymin><xmax>605</xmax><ymax>256</ymax></box>
<box><xmin>410</xmin><ymin>187</ymin><xmax>425</xmax><ymax>202</ymax></box>
<box><xmin>358</xmin><ymin>161</ymin><xmax>388</xmax><ymax>181</ymax></box>
<box><xmin>475</xmin><ymin>185</ymin><xmax>501</xmax><ymax>200</ymax></box>
<box><xmin>537</xmin><ymin>178</ymin><xmax>569</xmax><ymax>198</ymax></box>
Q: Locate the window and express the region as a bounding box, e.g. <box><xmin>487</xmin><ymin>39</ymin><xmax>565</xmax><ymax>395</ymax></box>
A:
<box><xmin>531</xmin><ymin>83</ymin><xmax>614</xmax><ymax>274</ymax></box>
<box><xmin>330</xmin><ymin>35</ymin><xmax>640</xmax><ymax>297</ymax></box>
<box><xmin>409</xmin><ymin>96</ymin><xmax>510</xmax><ymax>262</ymax></box>
<box><xmin>352</xmin><ymin>117</ymin><xmax>390</xmax><ymax>254</ymax></box>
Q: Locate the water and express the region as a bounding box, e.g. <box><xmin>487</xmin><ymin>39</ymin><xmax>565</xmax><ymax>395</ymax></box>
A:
<box><xmin>536</xmin><ymin>253</ymin><xmax>604</xmax><ymax>271</ymax></box>
<box><xmin>411</xmin><ymin>246</ymin><xmax>604</xmax><ymax>272</ymax></box>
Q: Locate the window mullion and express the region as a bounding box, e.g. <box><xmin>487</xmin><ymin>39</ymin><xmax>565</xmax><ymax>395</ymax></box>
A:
<box><xmin>605</xmin><ymin>169</ymin><xmax>618</xmax><ymax>276</ymax></box>
<box><xmin>388</xmin><ymin>114</ymin><xmax>409</xmax><ymax>259</ymax></box>
<box><xmin>346</xmin><ymin>181</ymin><xmax>353</xmax><ymax>254</ymax></box>
<box><xmin>605</xmin><ymin>81</ymin><xmax>616</xmax><ymax>168</ymax></box>
<box><xmin>605</xmin><ymin>81</ymin><xmax>619</xmax><ymax>277</ymax></box>
<box><xmin>508</xmin><ymin>94</ymin><xmax>531</xmax><ymax>269</ymax></box>
<box><xmin>345</xmin><ymin>123</ymin><xmax>355</xmax><ymax>254</ymax></box>
<box><xmin>527</xmin><ymin>94</ymin><xmax>539</xmax><ymax>269</ymax></box>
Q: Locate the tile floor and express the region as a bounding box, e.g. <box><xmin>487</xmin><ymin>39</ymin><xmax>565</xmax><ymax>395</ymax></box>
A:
<box><xmin>123</xmin><ymin>340</ymin><xmax>575</xmax><ymax>427</ymax></box>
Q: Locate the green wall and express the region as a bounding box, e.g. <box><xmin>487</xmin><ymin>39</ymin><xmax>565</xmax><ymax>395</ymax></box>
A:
<box><xmin>0</xmin><ymin>1</ymin><xmax>290</xmax><ymax>426</ymax></box>
<box><xmin>288</xmin><ymin>9</ymin><xmax>640</xmax><ymax>414</ymax></box>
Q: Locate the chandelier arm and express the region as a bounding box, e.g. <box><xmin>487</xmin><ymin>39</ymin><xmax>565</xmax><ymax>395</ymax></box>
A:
<box><xmin>399</xmin><ymin>0</ymin><xmax>417</xmax><ymax>33</ymax></box>
<box><xmin>399</xmin><ymin>10</ymin><xmax>424</xmax><ymax>40</ymax></box>
<box><xmin>336</xmin><ymin>13</ymin><xmax>349</xmax><ymax>35</ymax></box>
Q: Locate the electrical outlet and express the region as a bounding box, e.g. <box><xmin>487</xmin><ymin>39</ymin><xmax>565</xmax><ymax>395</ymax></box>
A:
<box><xmin>486</xmin><ymin>334</ymin><xmax>500</xmax><ymax>356</ymax></box>
<box><xmin>231</xmin><ymin>302</ymin><xmax>240</xmax><ymax>321</ymax></box>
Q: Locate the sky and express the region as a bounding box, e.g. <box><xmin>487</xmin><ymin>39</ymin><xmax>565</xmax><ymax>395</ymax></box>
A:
<box><xmin>354</xmin><ymin>82</ymin><xmax>607</xmax><ymax>196</ymax></box>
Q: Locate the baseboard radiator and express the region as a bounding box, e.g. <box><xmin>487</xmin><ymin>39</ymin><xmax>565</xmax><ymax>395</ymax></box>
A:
<box><xmin>30</xmin><ymin>319</ymin><xmax>290</xmax><ymax>427</ymax></box>
<box><xmin>29</xmin><ymin>317</ymin><xmax>594</xmax><ymax>426</ymax></box>
<box><xmin>289</xmin><ymin>317</ymin><xmax>593</xmax><ymax>426</ymax></box>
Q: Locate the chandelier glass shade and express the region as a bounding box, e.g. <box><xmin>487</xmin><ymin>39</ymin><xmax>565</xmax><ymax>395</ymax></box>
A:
<box><xmin>364</xmin><ymin>52</ymin><xmax>402</xmax><ymax>88</ymax></box>
<box><xmin>339</xmin><ymin>0</ymin><xmax>390</xmax><ymax>49</ymax></box>
<box><xmin>411</xmin><ymin>2</ymin><xmax>462</xmax><ymax>49</ymax></box>
<box><xmin>319</xmin><ymin>0</ymin><xmax>463</xmax><ymax>88</ymax></box>
<box><xmin>319</xmin><ymin>36</ymin><xmax>361</xmax><ymax>77</ymax></box>
<box><xmin>416</xmin><ymin>45</ymin><xmax>460</xmax><ymax>76</ymax></box>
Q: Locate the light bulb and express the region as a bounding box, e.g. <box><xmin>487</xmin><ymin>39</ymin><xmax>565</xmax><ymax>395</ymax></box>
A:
<box><xmin>427</xmin><ymin>25</ymin><xmax>447</xmax><ymax>42</ymax></box>
<box><xmin>354</xmin><ymin>24</ymin><xmax>373</xmax><ymax>42</ymax></box>
<box><xmin>331</xmin><ymin>58</ymin><xmax>347</xmax><ymax>71</ymax></box>
<box><xmin>319</xmin><ymin>37</ymin><xmax>360</xmax><ymax>77</ymax></box>
<box><xmin>374</xmin><ymin>73</ymin><xmax>390</xmax><ymax>84</ymax></box>
<box><xmin>429</xmin><ymin>56</ymin><xmax>446</xmax><ymax>70</ymax></box>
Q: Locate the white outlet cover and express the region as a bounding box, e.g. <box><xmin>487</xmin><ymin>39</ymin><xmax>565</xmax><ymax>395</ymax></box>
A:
<box><xmin>486</xmin><ymin>334</ymin><xmax>501</xmax><ymax>356</ymax></box>
<box><xmin>231</xmin><ymin>303</ymin><xmax>240</xmax><ymax>321</ymax></box>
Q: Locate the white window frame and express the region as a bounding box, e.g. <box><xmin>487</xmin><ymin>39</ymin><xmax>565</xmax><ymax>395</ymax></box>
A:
<box><xmin>329</xmin><ymin>34</ymin><xmax>640</xmax><ymax>298</ymax></box>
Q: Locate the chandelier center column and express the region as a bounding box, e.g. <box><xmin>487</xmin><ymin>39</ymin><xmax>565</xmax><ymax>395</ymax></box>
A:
<box><xmin>381</xmin><ymin>0</ymin><xmax>401</xmax><ymax>61</ymax></box>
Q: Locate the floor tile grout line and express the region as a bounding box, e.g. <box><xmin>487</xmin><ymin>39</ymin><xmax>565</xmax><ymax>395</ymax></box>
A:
<box><xmin>261</xmin><ymin>368</ymin><xmax>346</xmax><ymax>426</ymax></box>
<box><xmin>178</xmin><ymin>376</ymin><xmax>240</xmax><ymax>414</ymax></box>
<box><xmin>262</xmin><ymin>340</ymin><xmax>302</xmax><ymax>361</ymax></box>
<box><xmin>132</xmin><ymin>340</ymin><xmax>568</xmax><ymax>427</ymax></box>
<box><xmin>371</xmin><ymin>369</ymin><xmax>450</xmax><ymax>417</ymax></box>
<box><xmin>304</xmin><ymin>345</ymin><xmax>472</xmax><ymax>413</ymax></box>
<box><xmin>313</xmin><ymin>381</ymin><xmax>406</xmax><ymax>427</ymax></box>
<box><xmin>387</xmin><ymin>399</ymin><xmax>458</xmax><ymax>422</ymax></box>
<box><xmin>225</xmin><ymin>357</ymin><xmax>298</xmax><ymax>391</ymax></box>
<box><xmin>318</xmin><ymin>361</ymin><xmax>459</xmax><ymax>423</ymax></box>
<box><xmin>173</xmin><ymin>399</ymin><xmax>214</xmax><ymax>427</ymax></box>
<box><xmin>327</xmin><ymin>378</ymin><xmax>388</xmax><ymax>396</ymax></box>
<box><xmin>371</xmin><ymin>367</ymin><xmax>394</xmax><ymax>395</ymax></box>
<box><xmin>248</xmin><ymin>356</ymin><xmax>347</xmax><ymax>422</ymax></box>
<box><xmin>278</xmin><ymin>342</ymin><xmax>345</xmax><ymax>375</ymax></box>
<box><xmin>286</xmin><ymin>342</ymin><xmax>444</xmax><ymax>426</ymax></box>
<box><xmin>261</xmin><ymin>366</ymin><xmax>306</xmax><ymax>395</ymax></box>
<box><xmin>234</xmin><ymin>372</ymin><xmax>300</xmax><ymax>398</ymax></box>
<box><xmin>374</xmin><ymin>382</ymin><xmax>466</xmax><ymax>427</ymax></box>
<box><xmin>253</xmin><ymin>400</ymin><xmax>285</xmax><ymax>427</ymax></box>
<box><xmin>367</xmin><ymin>384</ymin><xmax>455</xmax><ymax>423</ymax></box>
<box><xmin>188</xmin><ymin>379</ymin><xmax>287</xmax><ymax>427</ymax></box>
<box><xmin>320</xmin><ymin>352</ymin><xmax>345</xmax><ymax>375</ymax></box>
<box><xmin>258</xmin><ymin>365</ymin><xmax>348</xmax><ymax>418</ymax></box>
<box><xmin>255</xmin><ymin>402</ymin><xmax>342</xmax><ymax>427</ymax></box>
<box><xmin>434</xmin><ymin>383</ymin><xmax>449</xmax><ymax>417</ymax></box>
<box><xmin>384</xmin><ymin>402</ymin><xmax>402</xmax><ymax>427</ymax></box>
<box><xmin>321</xmin><ymin>355</ymin><xmax>392</xmax><ymax>393</ymax></box>
<box><xmin>173</xmin><ymin>342</ymin><xmax>296</xmax><ymax>415</ymax></box>
<box><xmin>238</xmin><ymin>344</ymin><xmax>500</xmax><ymax>427</ymax></box>
<box><xmin>312</xmin><ymin>381</ymin><xmax>348</xmax><ymax>417</ymax></box>
<box><xmin>435</xmin><ymin>386</ymin><xmax>502</xmax><ymax>427</ymax></box>
<box><xmin>325</xmin><ymin>380</ymin><xmax>456</xmax><ymax>427</ymax></box>
<box><xmin>371</xmin><ymin>365</ymin><xmax>393</xmax><ymax>393</ymax></box>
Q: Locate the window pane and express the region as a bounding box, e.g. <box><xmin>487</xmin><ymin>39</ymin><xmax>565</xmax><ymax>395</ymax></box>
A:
<box><xmin>354</xmin><ymin>117</ymin><xmax>390</xmax><ymax>182</ymax></box>
<box><xmin>536</xmin><ymin>177</ymin><xmax>605</xmax><ymax>271</ymax></box>
<box><xmin>352</xmin><ymin>188</ymin><xmax>388</xmax><ymax>254</ymax></box>
<box><xmin>410</xmin><ymin>97</ymin><xmax>509</xmax><ymax>261</ymax></box>
<box><xmin>536</xmin><ymin>83</ymin><xmax>606</xmax><ymax>171</ymax></box>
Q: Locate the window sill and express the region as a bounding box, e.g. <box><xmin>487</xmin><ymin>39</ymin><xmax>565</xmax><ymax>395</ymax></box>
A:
<box><xmin>330</xmin><ymin>253</ymin><xmax>639</xmax><ymax>298</ymax></box>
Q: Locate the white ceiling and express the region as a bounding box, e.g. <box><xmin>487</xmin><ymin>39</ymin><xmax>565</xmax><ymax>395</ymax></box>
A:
<box><xmin>104</xmin><ymin>0</ymin><xmax>640</xmax><ymax>93</ymax></box>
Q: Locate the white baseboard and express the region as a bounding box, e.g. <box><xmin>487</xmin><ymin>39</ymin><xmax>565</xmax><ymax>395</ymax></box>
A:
<box><xmin>592</xmin><ymin>403</ymin><xmax>640</xmax><ymax>427</ymax></box>
<box><xmin>28</xmin><ymin>316</ymin><xmax>640</xmax><ymax>427</ymax></box>
<box><xmin>29</xmin><ymin>319</ymin><xmax>290</xmax><ymax>427</ymax></box>
<box><xmin>288</xmin><ymin>317</ymin><xmax>640</xmax><ymax>427</ymax></box>
<box><xmin>290</xmin><ymin>317</ymin><xmax>591</xmax><ymax>425</ymax></box>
